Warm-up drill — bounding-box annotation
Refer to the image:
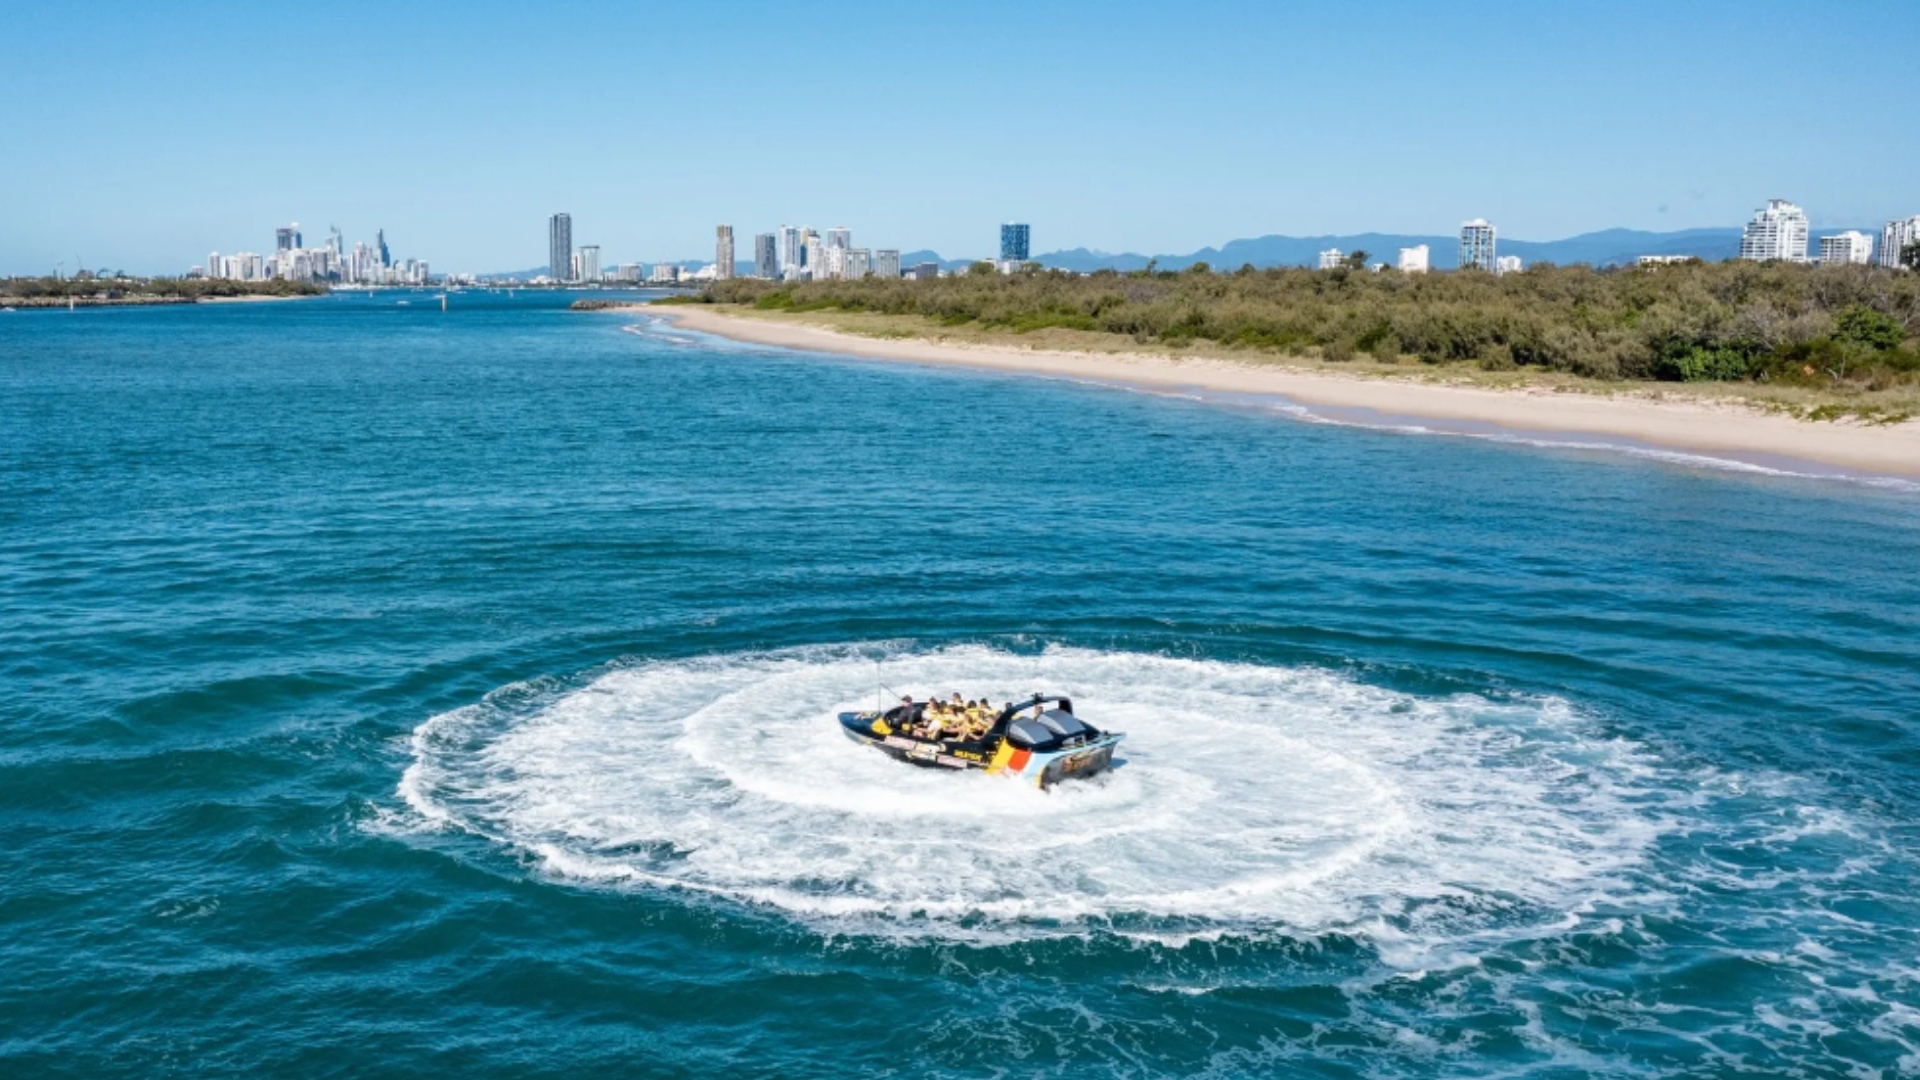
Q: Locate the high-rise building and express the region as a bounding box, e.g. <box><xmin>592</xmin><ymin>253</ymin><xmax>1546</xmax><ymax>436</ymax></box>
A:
<box><xmin>1458</xmin><ymin>220</ymin><xmax>1497</xmax><ymax>271</ymax></box>
<box><xmin>1317</xmin><ymin>248</ymin><xmax>1344</xmax><ymax>270</ymax></box>
<box><xmin>1739</xmin><ymin>199</ymin><xmax>1809</xmax><ymax>262</ymax></box>
<box><xmin>848</xmin><ymin>249</ymin><xmax>871</xmax><ymax>278</ymax></box>
<box><xmin>1878</xmin><ymin>216</ymin><xmax>1920</xmax><ymax>269</ymax></box>
<box><xmin>549</xmin><ymin>213</ymin><xmax>573</xmax><ymax>280</ymax></box>
<box><xmin>578</xmin><ymin>245</ymin><xmax>601</xmax><ymax>282</ymax></box>
<box><xmin>276</xmin><ymin>225</ymin><xmax>299</xmax><ymax>252</ymax></box>
<box><xmin>715</xmin><ymin>225</ymin><xmax>735</xmax><ymax>280</ymax></box>
<box><xmin>823</xmin><ymin>246</ymin><xmax>847</xmax><ymax>279</ymax></box>
<box><xmin>802</xmin><ymin>232</ymin><xmax>823</xmax><ymax>280</ymax></box>
<box><xmin>1398</xmin><ymin>245</ymin><xmax>1430</xmax><ymax>274</ymax></box>
<box><xmin>208</xmin><ymin>251</ymin><xmax>221</xmax><ymax>279</ymax></box>
<box><xmin>219</xmin><ymin>252</ymin><xmax>263</xmax><ymax>281</ymax></box>
<box><xmin>778</xmin><ymin>225</ymin><xmax>801</xmax><ymax>278</ymax></box>
<box><xmin>1495</xmin><ymin>255</ymin><xmax>1524</xmax><ymax>275</ymax></box>
<box><xmin>377</xmin><ymin>228</ymin><xmax>391</xmax><ymax>268</ymax></box>
<box><xmin>912</xmin><ymin>261</ymin><xmax>940</xmax><ymax>280</ymax></box>
<box><xmin>754</xmin><ymin>233</ymin><xmax>778</xmax><ymax>278</ymax></box>
<box><xmin>1817</xmin><ymin>231</ymin><xmax>1874</xmax><ymax>266</ymax></box>
<box><xmin>875</xmin><ymin>250</ymin><xmax>901</xmax><ymax>278</ymax></box>
<box><xmin>1000</xmin><ymin>223</ymin><xmax>1030</xmax><ymax>262</ymax></box>
<box><xmin>826</xmin><ymin>226</ymin><xmax>851</xmax><ymax>250</ymax></box>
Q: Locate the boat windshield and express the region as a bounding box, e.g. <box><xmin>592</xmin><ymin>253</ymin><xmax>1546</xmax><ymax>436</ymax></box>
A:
<box><xmin>1004</xmin><ymin>718</ymin><xmax>1047</xmax><ymax>747</ymax></box>
<box><xmin>1036</xmin><ymin>710</ymin><xmax>1088</xmax><ymax>737</ymax></box>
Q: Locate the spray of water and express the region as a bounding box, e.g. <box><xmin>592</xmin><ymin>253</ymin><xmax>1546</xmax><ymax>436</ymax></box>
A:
<box><xmin>401</xmin><ymin>644</ymin><xmax>1669</xmax><ymax>948</ymax></box>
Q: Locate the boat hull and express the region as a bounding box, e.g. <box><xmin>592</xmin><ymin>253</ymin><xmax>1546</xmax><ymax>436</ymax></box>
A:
<box><xmin>837</xmin><ymin>711</ymin><xmax>1121</xmax><ymax>789</ymax></box>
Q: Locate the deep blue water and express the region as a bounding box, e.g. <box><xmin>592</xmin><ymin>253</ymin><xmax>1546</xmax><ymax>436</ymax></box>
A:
<box><xmin>4</xmin><ymin>291</ymin><xmax>1920</xmax><ymax>1078</ymax></box>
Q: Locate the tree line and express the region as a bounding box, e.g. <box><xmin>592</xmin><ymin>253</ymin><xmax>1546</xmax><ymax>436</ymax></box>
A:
<box><xmin>699</xmin><ymin>260</ymin><xmax>1920</xmax><ymax>389</ymax></box>
<box><xmin>1</xmin><ymin>276</ymin><xmax>326</xmax><ymax>300</ymax></box>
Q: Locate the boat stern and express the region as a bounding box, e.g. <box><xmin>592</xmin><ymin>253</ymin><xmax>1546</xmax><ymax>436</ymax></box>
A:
<box><xmin>990</xmin><ymin>733</ymin><xmax>1124</xmax><ymax>789</ymax></box>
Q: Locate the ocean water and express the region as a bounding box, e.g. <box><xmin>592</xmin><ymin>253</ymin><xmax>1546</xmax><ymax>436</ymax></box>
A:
<box><xmin>4</xmin><ymin>290</ymin><xmax>1919</xmax><ymax>1078</ymax></box>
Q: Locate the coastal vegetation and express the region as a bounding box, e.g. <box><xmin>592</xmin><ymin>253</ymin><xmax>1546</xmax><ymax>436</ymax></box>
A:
<box><xmin>1</xmin><ymin>275</ymin><xmax>324</xmax><ymax>306</ymax></box>
<box><xmin>694</xmin><ymin>261</ymin><xmax>1920</xmax><ymax>419</ymax></box>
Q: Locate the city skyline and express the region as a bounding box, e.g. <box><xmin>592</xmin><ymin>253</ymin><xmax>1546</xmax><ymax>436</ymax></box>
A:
<box><xmin>5</xmin><ymin>1</ymin><xmax>1919</xmax><ymax>276</ymax></box>
<box><xmin>156</xmin><ymin>195</ymin><xmax>1920</xmax><ymax>287</ymax></box>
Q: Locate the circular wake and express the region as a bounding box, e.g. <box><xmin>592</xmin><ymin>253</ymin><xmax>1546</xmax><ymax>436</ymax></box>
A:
<box><xmin>400</xmin><ymin>644</ymin><xmax>1665</xmax><ymax>945</ymax></box>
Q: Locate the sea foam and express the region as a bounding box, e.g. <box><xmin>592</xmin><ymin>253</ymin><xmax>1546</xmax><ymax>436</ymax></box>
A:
<box><xmin>400</xmin><ymin>644</ymin><xmax>1676</xmax><ymax>951</ymax></box>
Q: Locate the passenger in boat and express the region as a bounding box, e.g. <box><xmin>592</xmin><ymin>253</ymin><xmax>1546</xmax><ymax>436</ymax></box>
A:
<box><xmin>964</xmin><ymin>701</ymin><xmax>991</xmax><ymax>741</ymax></box>
<box><xmin>920</xmin><ymin>701</ymin><xmax>947</xmax><ymax>741</ymax></box>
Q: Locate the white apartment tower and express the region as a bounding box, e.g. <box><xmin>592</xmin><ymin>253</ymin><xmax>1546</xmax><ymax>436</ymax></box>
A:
<box><xmin>1495</xmin><ymin>255</ymin><xmax>1524</xmax><ymax>275</ymax></box>
<box><xmin>578</xmin><ymin>245</ymin><xmax>601</xmax><ymax>282</ymax></box>
<box><xmin>826</xmin><ymin>226</ymin><xmax>851</xmax><ymax>250</ymax></box>
<box><xmin>778</xmin><ymin>226</ymin><xmax>801</xmax><ymax>278</ymax></box>
<box><xmin>1459</xmin><ymin>220</ymin><xmax>1497</xmax><ymax>271</ymax></box>
<box><xmin>1817</xmin><ymin>231</ymin><xmax>1874</xmax><ymax>266</ymax></box>
<box><xmin>1738</xmin><ymin>199</ymin><xmax>1809</xmax><ymax>262</ymax></box>
<box><xmin>1397</xmin><ymin>245</ymin><xmax>1430</xmax><ymax>274</ymax></box>
<box><xmin>1317</xmin><ymin>248</ymin><xmax>1344</xmax><ymax>270</ymax></box>
<box><xmin>802</xmin><ymin>233</ymin><xmax>824</xmax><ymax>280</ymax></box>
<box><xmin>874</xmin><ymin>250</ymin><xmax>901</xmax><ymax>279</ymax></box>
<box><xmin>1880</xmin><ymin>216</ymin><xmax>1920</xmax><ymax>269</ymax></box>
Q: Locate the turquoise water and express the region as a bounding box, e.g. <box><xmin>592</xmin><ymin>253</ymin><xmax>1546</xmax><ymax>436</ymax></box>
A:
<box><xmin>4</xmin><ymin>291</ymin><xmax>1919</xmax><ymax>1078</ymax></box>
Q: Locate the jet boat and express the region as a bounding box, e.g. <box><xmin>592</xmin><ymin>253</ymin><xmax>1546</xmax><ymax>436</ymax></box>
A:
<box><xmin>838</xmin><ymin>695</ymin><xmax>1122</xmax><ymax>789</ymax></box>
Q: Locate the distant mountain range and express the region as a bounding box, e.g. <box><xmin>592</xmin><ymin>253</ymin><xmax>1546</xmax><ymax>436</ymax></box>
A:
<box><xmin>1020</xmin><ymin>226</ymin><xmax>1890</xmax><ymax>273</ymax></box>
<box><xmin>492</xmin><ymin>224</ymin><xmax>1887</xmax><ymax>278</ymax></box>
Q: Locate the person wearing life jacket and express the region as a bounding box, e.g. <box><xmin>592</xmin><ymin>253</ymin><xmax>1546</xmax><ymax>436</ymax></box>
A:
<box><xmin>921</xmin><ymin>700</ymin><xmax>947</xmax><ymax>741</ymax></box>
<box><xmin>963</xmin><ymin>700</ymin><xmax>990</xmax><ymax>741</ymax></box>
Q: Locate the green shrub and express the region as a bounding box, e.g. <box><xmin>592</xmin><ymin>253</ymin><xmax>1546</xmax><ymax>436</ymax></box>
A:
<box><xmin>694</xmin><ymin>261</ymin><xmax>1920</xmax><ymax>389</ymax></box>
<box><xmin>1835</xmin><ymin>305</ymin><xmax>1906</xmax><ymax>351</ymax></box>
<box><xmin>1658</xmin><ymin>344</ymin><xmax>1752</xmax><ymax>382</ymax></box>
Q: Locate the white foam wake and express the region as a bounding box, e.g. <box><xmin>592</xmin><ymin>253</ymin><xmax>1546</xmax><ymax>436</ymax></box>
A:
<box><xmin>399</xmin><ymin>644</ymin><xmax>1668</xmax><ymax>946</ymax></box>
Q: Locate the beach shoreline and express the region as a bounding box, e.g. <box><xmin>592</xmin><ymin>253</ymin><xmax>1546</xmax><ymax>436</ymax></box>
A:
<box><xmin>200</xmin><ymin>293</ymin><xmax>311</xmax><ymax>304</ymax></box>
<box><xmin>646</xmin><ymin>305</ymin><xmax>1920</xmax><ymax>478</ymax></box>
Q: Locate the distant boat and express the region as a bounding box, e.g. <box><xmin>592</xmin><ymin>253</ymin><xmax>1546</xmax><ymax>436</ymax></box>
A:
<box><xmin>397</xmin><ymin>300</ymin><xmax>411</xmax><ymax>306</ymax></box>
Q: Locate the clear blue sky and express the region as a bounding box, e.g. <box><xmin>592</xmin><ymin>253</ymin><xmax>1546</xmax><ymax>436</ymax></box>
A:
<box><xmin>2</xmin><ymin>0</ymin><xmax>1915</xmax><ymax>275</ymax></box>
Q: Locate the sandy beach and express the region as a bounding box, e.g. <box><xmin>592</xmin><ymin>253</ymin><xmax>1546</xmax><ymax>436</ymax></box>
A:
<box><xmin>654</xmin><ymin>306</ymin><xmax>1920</xmax><ymax>477</ymax></box>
